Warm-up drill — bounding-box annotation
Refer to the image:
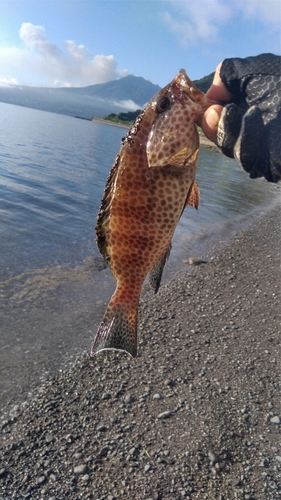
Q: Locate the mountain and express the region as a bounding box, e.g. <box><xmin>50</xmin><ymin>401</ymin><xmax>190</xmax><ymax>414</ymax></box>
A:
<box><xmin>0</xmin><ymin>75</ymin><xmax>161</xmax><ymax>120</ymax></box>
<box><xmin>194</xmin><ymin>72</ymin><xmax>215</xmax><ymax>93</ymax></box>
<box><xmin>0</xmin><ymin>72</ymin><xmax>214</xmax><ymax>120</ymax></box>
<box><xmin>58</xmin><ymin>75</ymin><xmax>161</xmax><ymax>104</ymax></box>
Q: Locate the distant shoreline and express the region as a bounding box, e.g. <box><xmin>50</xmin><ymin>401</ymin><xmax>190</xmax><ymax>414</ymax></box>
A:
<box><xmin>91</xmin><ymin>117</ymin><xmax>130</xmax><ymax>129</ymax></box>
<box><xmin>91</xmin><ymin>117</ymin><xmax>218</xmax><ymax>149</ymax></box>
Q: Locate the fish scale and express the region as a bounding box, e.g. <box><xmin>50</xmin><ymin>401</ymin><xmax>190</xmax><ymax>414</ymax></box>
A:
<box><xmin>92</xmin><ymin>69</ymin><xmax>212</xmax><ymax>357</ymax></box>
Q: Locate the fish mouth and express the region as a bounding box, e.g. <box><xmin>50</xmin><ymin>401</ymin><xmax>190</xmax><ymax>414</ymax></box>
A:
<box><xmin>176</xmin><ymin>68</ymin><xmax>192</xmax><ymax>88</ymax></box>
<box><xmin>173</xmin><ymin>68</ymin><xmax>213</xmax><ymax>109</ymax></box>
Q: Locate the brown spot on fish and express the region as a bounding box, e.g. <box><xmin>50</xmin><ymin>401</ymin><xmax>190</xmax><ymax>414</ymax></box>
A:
<box><xmin>92</xmin><ymin>69</ymin><xmax>213</xmax><ymax>357</ymax></box>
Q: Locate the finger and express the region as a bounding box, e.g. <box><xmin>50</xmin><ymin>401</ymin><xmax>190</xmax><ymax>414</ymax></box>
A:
<box><xmin>206</xmin><ymin>63</ymin><xmax>234</xmax><ymax>102</ymax></box>
<box><xmin>201</xmin><ymin>104</ymin><xmax>224</xmax><ymax>144</ymax></box>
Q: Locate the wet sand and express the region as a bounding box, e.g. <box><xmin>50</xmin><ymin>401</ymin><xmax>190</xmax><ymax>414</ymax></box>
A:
<box><xmin>0</xmin><ymin>204</ymin><xmax>280</xmax><ymax>499</ymax></box>
<box><xmin>198</xmin><ymin>132</ymin><xmax>219</xmax><ymax>149</ymax></box>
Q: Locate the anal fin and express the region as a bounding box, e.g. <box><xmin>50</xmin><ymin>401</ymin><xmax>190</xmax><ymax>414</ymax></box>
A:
<box><xmin>149</xmin><ymin>245</ymin><xmax>171</xmax><ymax>294</ymax></box>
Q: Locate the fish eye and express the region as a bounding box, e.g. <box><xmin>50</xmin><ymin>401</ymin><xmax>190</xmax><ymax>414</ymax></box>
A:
<box><xmin>156</xmin><ymin>97</ymin><xmax>170</xmax><ymax>113</ymax></box>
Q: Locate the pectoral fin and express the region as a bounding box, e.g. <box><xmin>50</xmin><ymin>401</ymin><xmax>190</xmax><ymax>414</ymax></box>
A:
<box><xmin>185</xmin><ymin>181</ymin><xmax>200</xmax><ymax>209</ymax></box>
<box><xmin>149</xmin><ymin>245</ymin><xmax>171</xmax><ymax>294</ymax></box>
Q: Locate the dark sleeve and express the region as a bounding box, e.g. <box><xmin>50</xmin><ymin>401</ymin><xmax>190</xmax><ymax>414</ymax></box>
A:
<box><xmin>217</xmin><ymin>53</ymin><xmax>281</xmax><ymax>182</ymax></box>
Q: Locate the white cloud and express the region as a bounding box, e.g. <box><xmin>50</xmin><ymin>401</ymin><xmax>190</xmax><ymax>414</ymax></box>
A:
<box><xmin>19</xmin><ymin>22</ymin><xmax>62</xmax><ymax>58</ymax></box>
<box><xmin>63</xmin><ymin>47</ymin><xmax>121</xmax><ymax>84</ymax></box>
<box><xmin>112</xmin><ymin>99</ymin><xmax>142</xmax><ymax>111</ymax></box>
<box><xmin>162</xmin><ymin>0</ymin><xmax>232</xmax><ymax>46</ymax></box>
<box><xmin>0</xmin><ymin>76</ymin><xmax>20</xmax><ymax>87</ymax></box>
<box><xmin>163</xmin><ymin>0</ymin><xmax>281</xmax><ymax>46</ymax></box>
<box><xmin>0</xmin><ymin>22</ymin><xmax>128</xmax><ymax>87</ymax></box>
<box><xmin>238</xmin><ymin>0</ymin><xmax>281</xmax><ymax>27</ymax></box>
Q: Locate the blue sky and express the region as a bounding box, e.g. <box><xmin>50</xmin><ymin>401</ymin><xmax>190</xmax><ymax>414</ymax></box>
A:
<box><xmin>0</xmin><ymin>0</ymin><xmax>280</xmax><ymax>88</ymax></box>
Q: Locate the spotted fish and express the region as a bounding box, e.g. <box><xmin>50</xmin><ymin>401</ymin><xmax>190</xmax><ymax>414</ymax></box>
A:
<box><xmin>92</xmin><ymin>69</ymin><xmax>212</xmax><ymax>357</ymax></box>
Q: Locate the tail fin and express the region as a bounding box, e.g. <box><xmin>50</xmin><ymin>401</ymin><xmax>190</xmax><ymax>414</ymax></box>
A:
<box><xmin>91</xmin><ymin>301</ymin><xmax>138</xmax><ymax>357</ymax></box>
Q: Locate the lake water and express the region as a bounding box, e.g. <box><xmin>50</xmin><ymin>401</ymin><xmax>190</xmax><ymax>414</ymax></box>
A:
<box><xmin>0</xmin><ymin>102</ymin><xmax>280</xmax><ymax>409</ymax></box>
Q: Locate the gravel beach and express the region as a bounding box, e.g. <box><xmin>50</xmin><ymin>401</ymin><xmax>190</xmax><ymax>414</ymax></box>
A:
<box><xmin>0</xmin><ymin>204</ymin><xmax>280</xmax><ymax>500</ymax></box>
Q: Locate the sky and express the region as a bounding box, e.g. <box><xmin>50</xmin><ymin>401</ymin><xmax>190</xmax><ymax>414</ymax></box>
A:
<box><xmin>0</xmin><ymin>0</ymin><xmax>280</xmax><ymax>89</ymax></box>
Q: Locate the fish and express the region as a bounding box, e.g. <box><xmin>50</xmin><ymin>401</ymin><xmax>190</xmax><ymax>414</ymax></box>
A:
<box><xmin>92</xmin><ymin>69</ymin><xmax>212</xmax><ymax>357</ymax></box>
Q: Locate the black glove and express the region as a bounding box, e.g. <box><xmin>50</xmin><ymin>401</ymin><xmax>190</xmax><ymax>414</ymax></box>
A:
<box><xmin>217</xmin><ymin>53</ymin><xmax>281</xmax><ymax>182</ymax></box>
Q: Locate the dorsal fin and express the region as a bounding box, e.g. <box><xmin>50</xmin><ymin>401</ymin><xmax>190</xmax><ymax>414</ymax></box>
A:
<box><xmin>95</xmin><ymin>154</ymin><xmax>120</xmax><ymax>266</ymax></box>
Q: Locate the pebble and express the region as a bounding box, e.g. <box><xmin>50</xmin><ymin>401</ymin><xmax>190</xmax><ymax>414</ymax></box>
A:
<box><xmin>99</xmin><ymin>446</ymin><xmax>109</xmax><ymax>457</ymax></box>
<box><xmin>270</xmin><ymin>416</ymin><xmax>280</xmax><ymax>424</ymax></box>
<box><xmin>124</xmin><ymin>394</ymin><xmax>134</xmax><ymax>404</ymax></box>
<box><xmin>153</xmin><ymin>393</ymin><xmax>161</xmax><ymax>399</ymax></box>
<box><xmin>97</xmin><ymin>424</ymin><xmax>108</xmax><ymax>432</ymax></box>
<box><xmin>208</xmin><ymin>451</ymin><xmax>217</xmax><ymax>464</ymax></box>
<box><xmin>157</xmin><ymin>411</ymin><xmax>171</xmax><ymax>419</ymax></box>
<box><xmin>74</xmin><ymin>464</ymin><xmax>87</xmax><ymax>474</ymax></box>
<box><xmin>101</xmin><ymin>393</ymin><xmax>111</xmax><ymax>400</ymax></box>
<box><xmin>0</xmin><ymin>468</ymin><xmax>6</xmax><ymax>478</ymax></box>
<box><xmin>164</xmin><ymin>378</ymin><xmax>174</xmax><ymax>387</ymax></box>
<box><xmin>144</xmin><ymin>464</ymin><xmax>151</xmax><ymax>473</ymax></box>
<box><xmin>9</xmin><ymin>404</ymin><xmax>20</xmax><ymax>416</ymax></box>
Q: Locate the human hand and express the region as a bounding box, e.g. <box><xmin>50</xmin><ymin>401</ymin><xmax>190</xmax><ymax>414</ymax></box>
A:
<box><xmin>199</xmin><ymin>54</ymin><xmax>281</xmax><ymax>182</ymax></box>
<box><xmin>200</xmin><ymin>62</ymin><xmax>233</xmax><ymax>144</ymax></box>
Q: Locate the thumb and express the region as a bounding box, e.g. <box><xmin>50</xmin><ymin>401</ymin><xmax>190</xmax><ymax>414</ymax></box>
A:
<box><xmin>201</xmin><ymin>105</ymin><xmax>223</xmax><ymax>144</ymax></box>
